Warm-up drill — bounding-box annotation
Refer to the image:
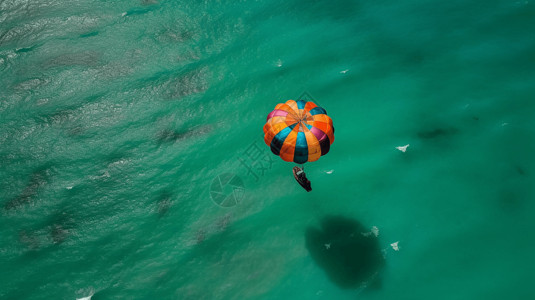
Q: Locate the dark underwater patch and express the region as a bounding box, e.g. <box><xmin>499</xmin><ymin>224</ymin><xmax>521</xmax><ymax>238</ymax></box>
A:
<box><xmin>4</xmin><ymin>166</ymin><xmax>52</xmax><ymax>210</ymax></box>
<box><xmin>17</xmin><ymin>210</ymin><xmax>75</xmax><ymax>250</ymax></box>
<box><xmin>79</xmin><ymin>31</ymin><xmax>99</xmax><ymax>38</ymax></box>
<box><xmin>37</xmin><ymin>108</ymin><xmax>76</xmax><ymax>125</ymax></box>
<box><xmin>15</xmin><ymin>44</ymin><xmax>40</xmax><ymax>53</ymax></box>
<box><xmin>305</xmin><ymin>216</ymin><xmax>384</xmax><ymax>289</ymax></box>
<box><xmin>156</xmin><ymin>191</ymin><xmax>173</xmax><ymax>216</ymax></box>
<box><xmin>515</xmin><ymin>165</ymin><xmax>527</xmax><ymax>176</ymax></box>
<box><xmin>124</xmin><ymin>5</ymin><xmax>159</xmax><ymax>17</ymax></box>
<box><xmin>417</xmin><ymin>127</ymin><xmax>458</xmax><ymax>139</ymax></box>
<box><xmin>215</xmin><ymin>214</ymin><xmax>232</xmax><ymax>231</ymax></box>
<box><xmin>156</xmin><ymin>125</ymin><xmax>212</xmax><ymax>144</ymax></box>
<box><xmin>156</xmin><ymin>27</ymin><xmax>195</xmax><ymax>43</ymax></box>
<box><xmin>48</xmin><ymin>211</ymin><xmax>76</xmax><ymax>245</ymax></box>
<box><xmin>161</xmin><ymin>69</ymin><xmax>208</xmax><ymax>100</ymax></box>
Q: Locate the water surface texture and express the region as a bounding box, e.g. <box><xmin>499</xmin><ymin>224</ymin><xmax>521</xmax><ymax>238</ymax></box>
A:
<box><xmin>1</xmin><ymin>0</ymin><xmax>534</xmax><ymax>299</ymax></box>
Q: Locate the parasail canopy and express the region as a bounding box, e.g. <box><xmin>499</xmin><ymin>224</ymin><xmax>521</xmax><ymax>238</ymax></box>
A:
<box><xmin>263</xmin><ymin>100</ymin><xmax>334</xmax><ymax>164</ymax></box>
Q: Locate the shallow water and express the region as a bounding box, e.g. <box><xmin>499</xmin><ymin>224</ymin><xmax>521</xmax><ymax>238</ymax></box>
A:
<box><xmin>1</xmin><ymin>0</ymin><xmax>534</xmax><ymax>299</ymax></box>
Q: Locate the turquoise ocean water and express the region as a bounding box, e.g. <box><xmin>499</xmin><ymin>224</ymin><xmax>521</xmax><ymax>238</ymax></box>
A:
<box><xmin>1</xmin><ymin>0</ymin><xmax>535</xmax><ymax>299</ymax></box>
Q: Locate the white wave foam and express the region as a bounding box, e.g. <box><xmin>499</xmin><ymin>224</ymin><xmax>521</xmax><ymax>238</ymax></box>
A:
<box><xmin>396</xmin><ymin>144</ymin><xmax>409</xmax><ymax>152</ymax></box>
<box><xmin>361</xmin><ymin>226</ymin><xmax>379</xmax><ymax>237</ymax></box>
<box><xmin>371</xmin><ymin>226</ymin><xmax>379</xmax><ymax>237</ymax></box>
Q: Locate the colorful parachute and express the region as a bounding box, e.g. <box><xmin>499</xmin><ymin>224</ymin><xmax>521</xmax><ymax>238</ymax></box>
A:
<box><xmin>263</xmin><ymin>100</ymin><xmax>334</xmax><ymax>164</ymax></box>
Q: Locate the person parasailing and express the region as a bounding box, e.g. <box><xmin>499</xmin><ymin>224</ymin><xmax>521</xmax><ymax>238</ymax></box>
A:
<box><xmin>263</xmin><ymin>99</ymin><xmax>334</xmax><ymax>192</ymax></box>
<box><xmin>293</xmin><ymin>165</ymin><xmax>311</xmax><ymax>192</ymax></box>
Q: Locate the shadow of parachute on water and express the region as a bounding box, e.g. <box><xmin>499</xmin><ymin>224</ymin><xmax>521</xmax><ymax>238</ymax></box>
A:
<box><xmin>305</xmin><ymin>216</ymin><xmax>385</xmax><ymax>289</ymax></box>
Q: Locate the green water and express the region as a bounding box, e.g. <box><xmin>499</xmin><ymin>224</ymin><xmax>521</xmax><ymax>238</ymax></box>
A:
<box><xmin>1</xmin><ymin>0</ymin><xmax>534</xmax><ymax>299</ymax></box>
